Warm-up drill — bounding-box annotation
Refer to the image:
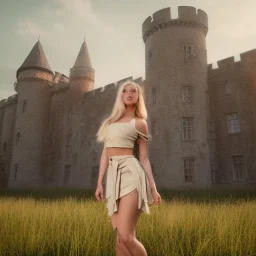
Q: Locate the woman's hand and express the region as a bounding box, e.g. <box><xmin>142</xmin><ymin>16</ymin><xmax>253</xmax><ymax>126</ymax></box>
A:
<box><xmin>151</xmin><ymin>189</ymin><xmax>162</xmax><ymax>205</ymax></box>
<box><xmin>95</xmin><ymin>183</ymin><xmax>105</xmax><ymax>202</ymax></box>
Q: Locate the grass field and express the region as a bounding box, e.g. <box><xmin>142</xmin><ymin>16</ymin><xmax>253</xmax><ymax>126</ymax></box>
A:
<box><xmin>0</xmin><ymin>188</ymin><xmax>256</xmax><ymax>256</ymax></box>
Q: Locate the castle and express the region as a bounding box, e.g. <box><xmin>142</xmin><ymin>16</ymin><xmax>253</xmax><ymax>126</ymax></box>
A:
<box><xmin>0</xmin><ymin>6</ymin><xmax>255</xmax><ymax>189</ymax></box>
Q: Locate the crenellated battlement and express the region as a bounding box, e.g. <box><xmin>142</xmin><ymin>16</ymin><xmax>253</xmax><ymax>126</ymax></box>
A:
<box><xmin>0</xmin><ymin>94</ymin><xmax>18</xmax><ymax>109</ymax></box>
<box><xmin>0</xmin><ymin>99</ymin><xmax>7</xmax><ymax>109</ymax></box>
<box><xmin>217</xmin><ymin>56</ymin><xmax>235</xmax><ymax>68</ymax></box>
<box><xmin>133</xmin><ymin>77</ymin><xmax>143</xmax><ymax>85</ymax></box>
<box><xmin>100</xmin><ymin>83</ymin><xmax>116</xmax><ymax>93</ymax></box>
<box><xmin>208</xmin><ymin>49</ymin><xmax>256</xmax><ymax>75</ymax></box>
<box><xmin>240</xmin><ymin>48</ymin><xmax>256</xmax><ymax>62</ymax></box>
<box><xmin>142</xmin><ymin>6</ymin><xmax>208</xmax><ymax>43</ymax></box>
<box><xmin>81</xmin><ymin>76</ymin><xmax>144</xmax><ymax>100</ymax></box>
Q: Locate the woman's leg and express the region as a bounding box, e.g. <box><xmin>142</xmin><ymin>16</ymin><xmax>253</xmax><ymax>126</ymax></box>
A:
<box><xmin>115</xmin><ymin>188</ymin><xmax>147</xmax><ymax>256</ymax></box>
<box><xmin>111</xmin><ymin>211</ymin><xmax>131</xmax><ymax>256</ymax></box>
<box><xmin>116</xmin><ymin>228</ymin><xmax>132</xmax><ymax>256</ymax></box>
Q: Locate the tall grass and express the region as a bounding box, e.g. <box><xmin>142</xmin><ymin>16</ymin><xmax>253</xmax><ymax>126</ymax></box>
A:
<box><xmin>0</xmin><ymin>188</ymin><xmax>256</xmax><ymax>256</ymax></box>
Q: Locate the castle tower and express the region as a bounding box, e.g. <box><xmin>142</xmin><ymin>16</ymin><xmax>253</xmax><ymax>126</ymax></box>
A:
<box><xmin>69</xmin><ymin>39</ymin><xmax>95</xmax><ymax>94</ymax></box>
<box><xmin>142</xmin><ymin>6</ymin><xmax>211</xmax><ymax>188</ymax></box>
<box><xmin>9</xmin><ymin>40</ymin><xmax>53</xmax><ymax>187</ymax></box>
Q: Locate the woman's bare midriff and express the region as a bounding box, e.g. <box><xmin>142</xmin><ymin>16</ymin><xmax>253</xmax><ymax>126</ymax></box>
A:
<box><xmin>106</xmin><ymin>147</ymin><xmax>134</xmax><ymax>160</ymax></box>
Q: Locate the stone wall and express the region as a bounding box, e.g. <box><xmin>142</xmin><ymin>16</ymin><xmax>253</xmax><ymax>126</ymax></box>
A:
<box><xmin>0</xmin><ymin>95</ymin><xmax>17</xmax><ymax>187</ymax></box>
<box><xmin>208</xmin><ymin>49</ymin><xmax>256</xmax><ymax>185</ymax></box>
<box><xmin>42</xmin><ymin>76</ymin><xmax>141</xmax><ymax>189</ymax></box>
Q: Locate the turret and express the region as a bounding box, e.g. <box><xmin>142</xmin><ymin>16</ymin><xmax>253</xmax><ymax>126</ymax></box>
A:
<box><xmin>9</xmin><ymin>40</ymin><xmax>53</xmax><ymax>188</ymax></box>
<box><xmin>69</xmin><ymin>39</ymin><xmax>95</xmax><ymax>93</ymax></box>
<box><xmin>142</xmin><ymin>6</ymin><xmax>208</xmax><ymax>43</ymax></box>
<box><xmin>142</xmin><ymin>6</ymin><xmax>211</xmax><ymax>188</ymax></box>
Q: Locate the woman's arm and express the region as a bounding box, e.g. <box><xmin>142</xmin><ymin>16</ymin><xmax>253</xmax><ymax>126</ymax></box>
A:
<box><xmin>136</xmin><ymin>119</ymin><xmax>157</xmax><ymax>192</ymax></box>
<box><xmin>139</xmin><ymin>141</ymin><xmax>157</xmax><ymax>192</ymax></box>
<box><xmin>97</xmin><ymin>147</ymin><xmax>109</xmax><ymax>185</ymax></box>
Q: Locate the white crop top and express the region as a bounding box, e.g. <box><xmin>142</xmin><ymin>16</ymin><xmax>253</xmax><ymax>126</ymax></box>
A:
<box><xmin>104</xmin><ymin>118</ymin><xmax>150</xmax><ymax>148</ymax></box>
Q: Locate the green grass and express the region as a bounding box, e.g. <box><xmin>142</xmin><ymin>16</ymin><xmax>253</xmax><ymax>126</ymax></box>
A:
<box><xmin>0</xmin><ymin>188</ymin><xmax>256</xmax><ymax>256</ymax></box>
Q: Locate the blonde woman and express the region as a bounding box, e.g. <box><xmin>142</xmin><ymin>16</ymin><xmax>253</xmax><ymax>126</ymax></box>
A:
<box><xmin>95</xmin><ymin>81</ymin><xmax>161</xmax><ymax>256</ymax></box>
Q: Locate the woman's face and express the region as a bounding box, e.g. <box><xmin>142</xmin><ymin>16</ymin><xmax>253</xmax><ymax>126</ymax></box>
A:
<box><xmin>121</xmin><ymin>84</ymin><xmax>138</xmax><ymax>106</ymax></box>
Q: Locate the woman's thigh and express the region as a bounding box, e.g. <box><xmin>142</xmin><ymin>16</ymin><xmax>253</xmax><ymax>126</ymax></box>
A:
<box><xmin>114</xmin><ymin>189</ymin><xmax>143</xmax><ymax>240</ymax></box>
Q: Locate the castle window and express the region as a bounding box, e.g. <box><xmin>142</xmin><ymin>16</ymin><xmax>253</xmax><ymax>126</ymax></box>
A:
<box><xmin>184</xmin><ymin>158</ymin><xmax>196</xmax><ymax>182</ymax></box>
<box><xmin>151</xmin><ymin>120</ymin><xmax>157</xmax><ymax>136</ymax></box>
<box><xmin>48</xmin><ymin>166</ymin><xmax>54</xmax><ymax>182</ymax></box>
<box><xmin>227</xmin><ymin>113</ymin><xmax>240</xmax><ymax>134</ymax></box>
<box><xmin>183</xmin><ymin>44</ymin><xmax>195</xmax><ymax>59</ymax></box>
<box><xmin>68</xmin><ymin>107</ymin><xmax>72</xmax><ymax>119</ymax></box>
<box><xmin>3</xmin><ymin>142</ymin><xmax>7</xmax><ymax>152</ymax></box>
<box><xmin>14</xmin><ymin>164</ymin><xmax>18</xmax><ymax>180</ymax></box>
<box><xmin>225</xmin><ymin>83</ymin><xmax>233</xmax><ymax>94</ymax></box>
<box><xmin>152</xmin><ymin>87</ymin><xmax>156</xmax><ymax>104</ymax></box>
<box><xmin>148</xmin><ymin>50</ymin><xmax>152</xmax><ymax>65</ymax></box>
<box><xmin>206</xmin><ymin>91</ymin><xmax>209</xmax><ymax>103</ymax></box>
<box><xmin>182</xmin><ymin>86</ymin><xmax>192</xmax><ymax>102</ymax></box>
<box><xmin>16</xmin><ymin>132</ymin><xmax>21</xmax><ymax>145</ymax></box>
<box><xmin>232</xmin><ymin>155</ymin><xmax>245</xmax><ymax>181</ymax></box>
<box><xmin>72</xmin><ymin>154</ymin><xmax>78</xmax><ymax>165</ymax></box>
<box><xmin>64</xmin><ymin>165</ymin><xmax>71</xmax><ymax>183</ymax></box>
<box><xmin>92</xmin><ymin>166</ymin><xmax>99</xmax><ymax>187</ymax></box>
<box><xmin>22</xmin><ymin>99</ymin><xmax>28</xmax><ymax>113</ymax></box>
<box><xmin>1</xmin><ymin>163</ymin><xmax>6</xmax><ymax>174</ymax></box>
<box><xmin>210</xmin><ymin>159</ymin><xmax>216</xmax><ymax>171</ymax></box>
<box><xmin>67</xmin><ymin>133</ymin><xmax>72</xmax><ymax>146</ymax></box>
<box><xmin>92</xmin><ymin>151</ymin><xmax>97</xmax><ymax>161</ymax></box>
<box><xmin>211</xmin><ymin>159</ymin><xmax>217</xmax><ymax>183</ymax></box>
<box><xmin>208</xmin><ymin>117</ymin><xmax>213</xmax><ymax>132</ymax></box>
<box><xmin>207</xmin><ymin>117</ymin><xmax>214</xmax><ymax>139</ymax></box>
<box><xmin>182</xmin><ymin>117</ymin><xmax>194</xmax><ymax>140</ymax></box>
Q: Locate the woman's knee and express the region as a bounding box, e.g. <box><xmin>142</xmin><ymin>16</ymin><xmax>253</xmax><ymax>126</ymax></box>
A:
<box><xmin>116</xmin><ymin>229</ymin><xmax>123</xmax><ymax>247</ymax></box>
<box><xmin>117</xmin><ymin>230</ymin><xmax>135</xmax><ymax>247</ymax></box>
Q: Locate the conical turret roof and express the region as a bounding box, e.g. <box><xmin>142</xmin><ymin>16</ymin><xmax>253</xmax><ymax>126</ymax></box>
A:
<box><xmin>16</xmin><ymin>40</ymin><xmax>53</xmax><ymax>78</ymax></box>
<box><xmin>72</xmin><ymin>39</ymin><xmax>92</xmax><ymax>68</ymax></box>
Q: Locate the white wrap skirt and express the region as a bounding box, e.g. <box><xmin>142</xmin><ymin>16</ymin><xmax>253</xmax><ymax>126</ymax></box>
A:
<box><xmin>103</xmin><ymin>155</ymin><xmax>154</xmax><ymax>218</ymax></box>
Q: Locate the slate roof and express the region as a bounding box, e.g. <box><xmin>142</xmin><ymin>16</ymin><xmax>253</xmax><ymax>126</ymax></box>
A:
<box><xmin>16</xmin><ymin>40</ymin><xmax>53</xmax><ymax>78</ymax></box>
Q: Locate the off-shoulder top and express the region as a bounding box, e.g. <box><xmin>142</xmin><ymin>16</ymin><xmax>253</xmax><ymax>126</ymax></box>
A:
<box><xmin>104</xmin><ymin>118</ymin><xmax>150</xmax><ymax>148</ymax></box>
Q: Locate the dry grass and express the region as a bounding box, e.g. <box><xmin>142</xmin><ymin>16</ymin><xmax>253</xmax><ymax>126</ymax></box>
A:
<box><xmin>0</xmin><ymin>188</ymin><xmax>256</xmax><ymax>256</ymax></box>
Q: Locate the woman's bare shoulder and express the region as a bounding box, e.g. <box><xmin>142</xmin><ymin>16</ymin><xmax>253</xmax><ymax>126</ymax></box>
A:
<box><xmin>134</xmin><ymin>117</ymin><xmax>147</xmax><ymax>124</ymax></box>
<box><xmin>134</xmin><ymin>118</ymin><xmax>148</xmax><ymax>132</ymax></box>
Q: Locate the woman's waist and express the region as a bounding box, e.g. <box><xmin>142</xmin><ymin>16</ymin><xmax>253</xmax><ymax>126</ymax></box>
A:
<box><xmin>108</xmin><ymin>154</ymin><xmax>136</xmax><ymax>162</ymax></box>
<box><xmin>107</xmin><ymin>147</ymin><xmax>134</xmax><ymax>159</ymax></box>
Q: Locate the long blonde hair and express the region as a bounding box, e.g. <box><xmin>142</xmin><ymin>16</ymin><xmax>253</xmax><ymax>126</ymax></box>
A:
<box><xmin>96</xmin><ymin>81</ymin><xmax>148</xmax><ymax>143</ymax></box>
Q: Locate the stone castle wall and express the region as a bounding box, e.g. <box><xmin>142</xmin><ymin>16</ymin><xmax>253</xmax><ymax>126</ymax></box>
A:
<box><xmin>0</xmin><ymin>95</ymin><xmax>17</xmax><ymax>187</ymax></box>
<box><xmin>208</xmin><ymin>49</ymin><xmax>256</xmax><ymax>184</ymax></box>
<box><xmin>42</xmin><ymin>76</ymin><xmax>143</xmax><ymax>189</ymax></box>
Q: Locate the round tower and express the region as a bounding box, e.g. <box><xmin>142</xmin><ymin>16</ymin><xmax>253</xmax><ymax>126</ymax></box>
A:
<box><xmin>142</xmin><ymin>6</ymin><xmax>211</xmax><ymax>188</ymax></box>
<box><xmin>9</xmin><ymin>40</ymin><xmax>53</xmax><ymax>188</ymax></box>
<box><xmin>69</xmin><ymin>39</ymin><xmax>95</xmax><ymax>94</ymax></box>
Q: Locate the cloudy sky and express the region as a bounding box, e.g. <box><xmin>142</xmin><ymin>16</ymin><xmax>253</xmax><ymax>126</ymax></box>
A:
<box><xmin>0</xmin><ymin>0</ymin><xmax>255</xmax><ymax>99</ymax></box>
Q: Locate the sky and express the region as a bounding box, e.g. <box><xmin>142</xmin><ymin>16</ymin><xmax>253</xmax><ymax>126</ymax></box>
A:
<box><xmin>0</xmin><ymin>0</ymin><xmax>256</xmax><ymax>99</ymax></box>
